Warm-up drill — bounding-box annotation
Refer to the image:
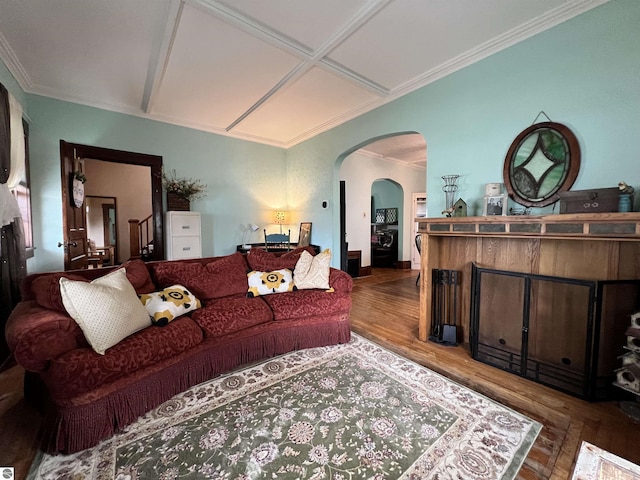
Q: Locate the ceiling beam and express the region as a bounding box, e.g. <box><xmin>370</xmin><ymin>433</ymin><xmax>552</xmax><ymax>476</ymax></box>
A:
<box><xmin>141</xmin><ymin>0</ymin><xmax>184</xmax><ymax>114</ymax></box>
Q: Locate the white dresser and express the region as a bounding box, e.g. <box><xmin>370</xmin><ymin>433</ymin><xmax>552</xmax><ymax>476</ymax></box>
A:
<box><xmin>165</xmin><ymin>211</ymin><xmax>202</xmax><ymax>260</ymax></box>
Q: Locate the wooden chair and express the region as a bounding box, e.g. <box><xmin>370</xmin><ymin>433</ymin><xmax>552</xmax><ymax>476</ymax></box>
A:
<box><xmin>263</xmin><ymin>229</ymin><xmax>291</xmax><ymax>252</ymax></box>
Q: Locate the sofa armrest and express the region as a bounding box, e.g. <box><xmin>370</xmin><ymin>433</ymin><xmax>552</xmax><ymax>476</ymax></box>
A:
<box><xmin>5</xmin><ymin>301</ymin><xmax>87</xmax><ymax>372</ymax></box>
<box><xmin>329</xmin><ymin>268</ymin><xmax>353</xmax><ymax>294</ymax></box>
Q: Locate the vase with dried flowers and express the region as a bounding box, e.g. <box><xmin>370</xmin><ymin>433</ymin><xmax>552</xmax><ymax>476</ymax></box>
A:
<box><xmin>162</xmin><ymin>169</ymin><xmax>207</xmax><ymax>211</ymax></box>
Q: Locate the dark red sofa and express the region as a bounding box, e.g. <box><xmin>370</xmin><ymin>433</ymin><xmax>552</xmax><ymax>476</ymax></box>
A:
<box><xmin>5</xmin><ymin>247</ymin><xmax>352</xmax><ymax>454</ymax></box>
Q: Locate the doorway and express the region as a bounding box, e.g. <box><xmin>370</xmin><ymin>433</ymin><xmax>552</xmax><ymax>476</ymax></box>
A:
<box><xmin>337</xmin><ymin>133</ymin><xmax>426</xmax><ymax>275</ymax></box>
<box><xmin>371</xmin><ymin>179</ymin><xmax>402</xmax><ymax>268</ymax></box>
<box><xmin>86</xmin><ymin>195</ymin><xmax>117</xmax><ymax>267</ymax></box>
<box><xmin>60</xmin><ymin>140</ymin><xmax>163</xmax><ymax>270</ymax></box>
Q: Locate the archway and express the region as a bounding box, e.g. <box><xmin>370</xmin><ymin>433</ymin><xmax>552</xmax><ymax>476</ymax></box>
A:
<box><xmin>336</xmin><ymin>132</ymin><xmax>426</xmax><ymax>274</ymax></box>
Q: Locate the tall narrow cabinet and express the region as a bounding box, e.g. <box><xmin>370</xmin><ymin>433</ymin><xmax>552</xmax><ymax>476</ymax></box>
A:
<box><xmin>411</xmin><ymin>193</ymin><xmax>427</xmax><ymax>269</ymax></box>
<box><xmin>165</xmin><ymin>211</ymin><xmax>202</xmax><ymax>260</ymax></box>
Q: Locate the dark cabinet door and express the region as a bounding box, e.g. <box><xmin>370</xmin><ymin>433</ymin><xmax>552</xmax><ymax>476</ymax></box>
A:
<box><xmin>474</xmin><ymin>271</ymin><xmax>526</xmax><ymax>374</ymax></box>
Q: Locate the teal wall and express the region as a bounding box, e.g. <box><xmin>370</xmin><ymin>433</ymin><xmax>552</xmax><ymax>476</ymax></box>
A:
<box><xmin>372</xmin><ymin>179</ymin><xmax>402</xmax><ymax>215</ymax></box>
<box><xmin>3</xmin><ymin>0</ymin><xmax>639</xmax><ymax>271</ymax></box>
<box><xmin>287</xmin><ymin>0</ymin><xmax>640</xmax><ymax>261</ymax></box>
<box><xmin>26</xmin><ymin>95</ymin><xmax>287</xmax><ymax>272</ymax></box>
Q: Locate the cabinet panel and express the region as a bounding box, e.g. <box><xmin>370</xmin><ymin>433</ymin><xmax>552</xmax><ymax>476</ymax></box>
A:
<box><xmin>528</xmin><ymin>280</ymin><xmax>591</xmax><ymax>395</ymax></box>
<box><xmin>422</xmin><ymin>236</ymin><xmax>477</xmax><ymax>342</ymax></box>
<box><xmin>169</xmin><ymin>236</ymin><xmax>201</xmax><ymax>260</ymax></box>
<box><xmin>538</xmin><ymin>239</ymin><xmax>618</xmax><ymax>279</ymax></box>
<box><xmin>478</xmin><ymin>237</ymin><xmax>539</xmax><ymax>274</ymax></box>
<box><xmin>475</xmin><ymin>272</ymin><xmax>525</xmax><ymax>373</ymax></box>
<box><xmin>165</xmin><ymin>211</ymin><xmax>202</xmax><ymax>260</ymax></box>
<box><xmin>170</xmin><ymin>213</ymin><xmax>201</xmax><ymax>236</ymax></box>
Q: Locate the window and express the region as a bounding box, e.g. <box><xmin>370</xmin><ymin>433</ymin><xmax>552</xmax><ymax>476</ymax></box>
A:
<box><xmin>9</xmin><ymin>120</ymin><xmax>33</xmax><ymax>257</ymax></box>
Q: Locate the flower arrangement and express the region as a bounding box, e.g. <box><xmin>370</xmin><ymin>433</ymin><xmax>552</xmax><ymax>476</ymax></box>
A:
<box><xmin>162</xmin><ymin>169</ymin><xmax>207</xmax><ymax>201</ymax></box>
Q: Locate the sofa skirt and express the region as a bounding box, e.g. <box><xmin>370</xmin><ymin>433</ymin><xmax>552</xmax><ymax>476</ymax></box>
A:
<box><xmin>30</xmin><ymin>316</ymin><xmax>351</xmax><ymax>454</ymax></box>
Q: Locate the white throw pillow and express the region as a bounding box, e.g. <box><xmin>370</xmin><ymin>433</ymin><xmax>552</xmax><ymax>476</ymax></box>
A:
<box><xmin>60</xmin><ymin>268</ymin><xmax>151</xmax><ymax>355</ymax></box>
<box><xmin>293</xmin><ymin>249</ymin><xmax>332</xmax><ymax>290</ymax></box>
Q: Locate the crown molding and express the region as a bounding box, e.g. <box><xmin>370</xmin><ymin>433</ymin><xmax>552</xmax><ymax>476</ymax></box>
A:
<box><xmin>0</xmin><ymin>29</ymin><xmax>33</xmax><ymax>91</ymax></box>
<box><xmin>391</xmin><ymin>0</ymin><xmax>610</xmax><ymax>99</ymax></box>
<box><xmin>277</xmin><ymin>0</ymin><xmax>611</xmax><ymax>148</ymax></box>
<box><xmin>356</xmin><ymin>148</ymin><xmax>426</xmax><ymax>171</ymax></box>
<box><xmin>0</xmin><ymin>0</ymin><xmax>609</xmax><ymax>150</ymax></box>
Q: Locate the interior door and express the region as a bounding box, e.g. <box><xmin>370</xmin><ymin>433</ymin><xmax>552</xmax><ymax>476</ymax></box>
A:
<box><xmin>340</xmin><ymin>181</ymin><xmax>347</xmax><ymax>271</ymax></box>
<box><xmin>60</xmin><ymin>140</ymin><xmax>88</xmax><ymax>270</ymax></box>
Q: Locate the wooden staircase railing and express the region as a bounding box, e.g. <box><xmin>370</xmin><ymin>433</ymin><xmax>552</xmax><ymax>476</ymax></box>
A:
<box><xmin>128</xmin><ymin>215</ymin><xmax>153</xmax><ymax>260</ymax></box>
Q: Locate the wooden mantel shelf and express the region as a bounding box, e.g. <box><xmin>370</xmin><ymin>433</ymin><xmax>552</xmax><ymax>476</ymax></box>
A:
<box><xmin>417</xmin><ymin>212</ymin><xmax>640</xmax><ymax>240</ymax></box>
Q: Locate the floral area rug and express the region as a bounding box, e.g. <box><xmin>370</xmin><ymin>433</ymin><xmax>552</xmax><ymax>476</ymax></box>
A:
<box><xmin>29</xmin><ymin>334</ymin><xmax>541</xmax><ymax>479</ymax></box>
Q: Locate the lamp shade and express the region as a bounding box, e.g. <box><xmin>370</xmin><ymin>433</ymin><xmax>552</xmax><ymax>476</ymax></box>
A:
<box><xmin>273</xmin><ymin>211</ymin><xmax>288</xmax><ymax>225</ymax></box>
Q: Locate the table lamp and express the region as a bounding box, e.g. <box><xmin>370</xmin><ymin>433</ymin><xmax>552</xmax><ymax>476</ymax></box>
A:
<box><xmin>273</xmin><ymin>211</ymin><xmax>288</xmax><ymax>235</ymax></box>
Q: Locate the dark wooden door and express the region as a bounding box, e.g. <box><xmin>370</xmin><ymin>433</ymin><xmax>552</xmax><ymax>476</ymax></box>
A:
<box><xmin>340</xmin><ymin>181</ymin><xmax>347</xmax><ymax>271</ymax></box>
<box><xmin>60</xmin><ymin>140</ymin><xmax>88</xmax><ymax>270</ymax></box>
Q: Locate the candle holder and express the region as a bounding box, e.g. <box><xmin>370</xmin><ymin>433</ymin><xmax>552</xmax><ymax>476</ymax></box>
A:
<box><xmin>442</xmin><ymin>175</ymin><xmax>460</xmax><ymax>214</ymax></box>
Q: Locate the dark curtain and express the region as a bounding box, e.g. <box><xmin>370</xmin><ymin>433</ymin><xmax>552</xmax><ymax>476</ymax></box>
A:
<box><xmin>0</xmin><ymin>82</ymin><xmax>27</xmax><ymax>362</ymax></box>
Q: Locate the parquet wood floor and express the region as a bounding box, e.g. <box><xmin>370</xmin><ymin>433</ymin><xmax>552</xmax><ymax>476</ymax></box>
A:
<box><xmin>1</xmin><ymin>267</ymin><xmax>639</xmax><ymax>479</ymax></box>
<box><xmin>350</xmin><ymin>268</ymin><xmax>640</xmax><ymax>480</ymax></box>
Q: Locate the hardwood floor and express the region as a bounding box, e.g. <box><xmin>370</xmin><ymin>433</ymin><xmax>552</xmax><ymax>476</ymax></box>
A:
<box><xmin>1</xmin><ymin>267</ymin><xmax>639</xmax><ymax>479</ymax></box>
<box><xmin>350</xmin><ymin>268</ymin><xmax>640</xmax><ymax>480</ymax></box>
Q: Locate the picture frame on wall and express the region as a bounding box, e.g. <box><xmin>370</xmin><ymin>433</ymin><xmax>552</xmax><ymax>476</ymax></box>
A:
<box><xmin>483</xmin><ymin>194</ymin><xmax>508</xmax><ymax>216</ymax></box>
<box><xmin>298</xmin><ymin>222</ymin><xmax>312</xmax><ymax>247</ymax></box>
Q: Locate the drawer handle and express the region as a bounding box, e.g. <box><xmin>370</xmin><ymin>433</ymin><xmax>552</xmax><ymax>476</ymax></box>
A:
<box><xmin>182</xmin><ymin>247</ymin><xmax>191</xmax><ymax>251</ymax></box>
<box><xmin>181</xmin><ymin>226</ymin><xmax>190</xmax><ymax>229</ymax></box>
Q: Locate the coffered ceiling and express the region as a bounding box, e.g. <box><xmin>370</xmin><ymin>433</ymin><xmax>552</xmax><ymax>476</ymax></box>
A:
<box><xmin>0</xmin><ymin>0</ymin><xmax>606</xmax><ymax>148</ymax></box>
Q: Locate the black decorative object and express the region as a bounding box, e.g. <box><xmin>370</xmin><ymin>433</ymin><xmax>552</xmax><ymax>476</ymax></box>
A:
<box><xmin>429</xmin><ymin>269</ymin><xmax>460</xmax><ymax>346</ymax></box>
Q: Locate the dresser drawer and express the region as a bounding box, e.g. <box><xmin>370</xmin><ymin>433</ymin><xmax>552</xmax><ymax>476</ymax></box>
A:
<box><xmin>169</xmin><ymin>236</ymin><xmax>201</xmax><ymax>260</ymax></box>
<box><xmin>170</xmin><ymin>213</ymin><xmax>201</xmax><ymax>236</ymax></box>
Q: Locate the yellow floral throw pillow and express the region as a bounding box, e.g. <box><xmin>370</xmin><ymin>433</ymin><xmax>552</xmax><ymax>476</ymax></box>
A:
<box><xmin>247</xmin><ymin>269</ymin><xmax>295</xmax><ymax>297</ymax></box>
<box><xmin>139</xmin><ymin>285</ymin><xmax>201</xmax><ymax>326</ymax></box>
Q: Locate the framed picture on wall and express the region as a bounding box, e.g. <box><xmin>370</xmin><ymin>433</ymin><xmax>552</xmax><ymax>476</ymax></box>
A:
<box><xmin>298</xmin><ymin>222</ymin><xmax>312</xmax><ymax>247</ymax></box>
<box><xmin>483</xmin><ymin>194</ymin><xmax>508</xmax><ymax>216</ymax></box>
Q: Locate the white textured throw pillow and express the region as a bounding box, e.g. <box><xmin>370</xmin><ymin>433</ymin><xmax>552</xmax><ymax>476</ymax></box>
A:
<box><xmin>293</xmin><ymin>249</ymin><xmax>332</xmax><ymax>290</ymax></box>
<box><xmin>60</xmin><ymin>268</ymin><xmax>151</xmax><ymax>355</ymax></box>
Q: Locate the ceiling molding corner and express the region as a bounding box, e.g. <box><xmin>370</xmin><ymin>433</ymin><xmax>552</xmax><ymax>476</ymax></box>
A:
<box><xmin>0</xmin><ymin>30</ymin><xmax>33</xmax><ymax>91</ymax></box>
<box><xmin>391</xmin><ymin>0</ymin><xmax>611</xmax><ymax>100</ymax></box>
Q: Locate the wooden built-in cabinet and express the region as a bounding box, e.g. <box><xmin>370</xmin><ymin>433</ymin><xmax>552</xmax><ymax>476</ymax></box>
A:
<box><xmin>417</xmin><ymin>213</ymin><xmax>640</xmax><ymax>398</ymax></box>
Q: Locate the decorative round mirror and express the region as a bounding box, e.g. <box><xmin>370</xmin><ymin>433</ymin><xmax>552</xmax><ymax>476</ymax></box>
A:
<box><xmin>503</xmin><ymin>121</ymin><xmax>580</xmax><ymax>207</ymax></box>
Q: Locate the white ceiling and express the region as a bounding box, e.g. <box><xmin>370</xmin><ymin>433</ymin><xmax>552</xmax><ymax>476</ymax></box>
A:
<box><xmin>0</xmin><ymin>0</ymin><xmax>606</xmax><ymax>150</ymax></box>
<box><xmin>359</xmin><ymin>133</ymin><xmax>427</xmax><ymax>170</ymax></box>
